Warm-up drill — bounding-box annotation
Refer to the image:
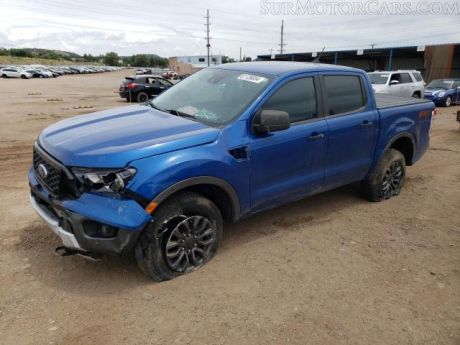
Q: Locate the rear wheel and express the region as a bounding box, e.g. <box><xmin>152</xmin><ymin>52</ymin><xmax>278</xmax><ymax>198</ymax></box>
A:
<box><xmin>135</xmin><ymin>191</ymin><xmax>223</xmax><ymax>281</ymax></box>
<box><xmin>444</xmin><ymin>96</ymin><xmax>452</xmax><ymax>107</ymax></box>
<box><xmin>412</xmin><ymin>92</ymin><xmax>420</xmax><ymax>98</ymax></box>
<box><xmin>1</xmin><ymin>74</ymin><xmax>7</xmax><ymax>78</ymax></box>
<box><xmin>21</xmin><ymin>75</ymin><xmax>27</xmax><ymax>79</ymax></box>
<box><xmin>136</xmin><ymin>92</ymin><xmax>149</xmax><ymax>103</ymax></box>
<box><xmin>361</xmin><ymin>149</ymin><xmax>406</xmax><ymax>202</ymax></box>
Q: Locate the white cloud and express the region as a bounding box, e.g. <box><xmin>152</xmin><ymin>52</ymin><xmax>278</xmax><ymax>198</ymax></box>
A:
<box><xmin>0</xmin><ymin>0</ymin><xmax>459</xmax><ymax>59</ymax></box>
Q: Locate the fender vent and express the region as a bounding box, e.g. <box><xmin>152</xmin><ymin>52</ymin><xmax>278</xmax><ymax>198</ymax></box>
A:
<box><xmin>229</xmin><ymin>146</ymin><xmax>248</xmax><ymax>160</ymax></box>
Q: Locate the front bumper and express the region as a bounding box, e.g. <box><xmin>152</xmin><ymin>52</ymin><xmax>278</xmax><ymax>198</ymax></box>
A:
<box><xmin>29</xmin><ymin>167</ymin><xmax>151</xmax><ymax>255</ymax></box>
<box><xmin>424</xmin><ymin>95</ymin><xmax>443</xmax><ymax>104</ymax></box>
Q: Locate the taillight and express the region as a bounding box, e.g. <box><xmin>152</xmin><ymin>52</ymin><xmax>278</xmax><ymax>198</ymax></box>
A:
<box><xmin>126</xmin><ymin>82</ymin><xmax>137</xmax><ymax>90</ymax></box>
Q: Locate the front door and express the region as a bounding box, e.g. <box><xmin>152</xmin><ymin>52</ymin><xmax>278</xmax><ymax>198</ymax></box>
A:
<box><xmin>249</xmin><ymin>76</ymin><xmax>327</xmax><ymax>212</ymax></box>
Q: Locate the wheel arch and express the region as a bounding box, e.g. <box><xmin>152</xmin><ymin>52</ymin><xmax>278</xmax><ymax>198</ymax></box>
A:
<box><xmin>151</xmin><ymin>176</ymin><xmax>240</xmax><ymax>222</ymax></box>
<box><xmin>385</xmin><ymin>133</ymin><xmax>416</xmax><ymax>166</ymax></box>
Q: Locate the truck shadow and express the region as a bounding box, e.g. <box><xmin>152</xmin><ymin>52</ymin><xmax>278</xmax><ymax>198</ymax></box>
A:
<box><xmin>16</xmin><ymin>183</ymin><xmax>364</xmax><ymax>294</ymax></box>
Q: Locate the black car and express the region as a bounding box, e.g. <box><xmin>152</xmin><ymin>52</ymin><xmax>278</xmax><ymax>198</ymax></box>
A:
<box><xmin>25</xmin><ymin>69</ymin><xmax>51</xmax><ymax>78</ymax></box>
<box><xmin>119</xmin><ymin>75</ymin><xmax>173</xmax><ymax>102</ymax></box>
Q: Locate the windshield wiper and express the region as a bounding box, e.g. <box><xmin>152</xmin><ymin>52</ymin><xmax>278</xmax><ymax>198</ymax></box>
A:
<box><xmin>149</xmin><ymin>102</ymin><xmax>196</xmax><ymax>120</ymax></box>
<box><xmin>150</xmin><ymin>103</ymin><xmax>196</xmax><ymax>119</ymax></box>
<box><xmin>167</xmin><ymin>109</ymin><xmax>196</xmax><ymax>119</ymax></box>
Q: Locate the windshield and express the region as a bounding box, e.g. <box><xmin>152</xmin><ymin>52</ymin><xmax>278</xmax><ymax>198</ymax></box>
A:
<box><xmin>368</xmin><ymin>73</ymin><xmax>390</xmax><ymax>85</ymax></box>
<box><xmin>151</xmin><ymin>68</ymin><xmax>272</xmax><ymax>126</ymax></box>
<box><xmin>427</xmin><ymin>80</ymin><xmax>454</xmax><ymax>89</ymax></box>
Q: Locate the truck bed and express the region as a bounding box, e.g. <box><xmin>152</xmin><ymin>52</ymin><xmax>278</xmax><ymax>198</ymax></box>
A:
<box><xmin>375</xmin><ymin>94</ymin><xmax>432</xmax><ymax>109</ymax></box>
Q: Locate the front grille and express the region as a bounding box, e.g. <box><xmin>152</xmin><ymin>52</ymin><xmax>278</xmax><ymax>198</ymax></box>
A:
<box><xmin>33</xmin><ymin>149</ymin><xmax>63</xmax><ymax>195</ymax></box>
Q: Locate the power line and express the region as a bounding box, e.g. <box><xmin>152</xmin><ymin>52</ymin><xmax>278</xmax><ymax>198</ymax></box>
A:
<box><xmin>205</xmin><ymin>9</ymin><xmax>211</xmax><ymax>67</ymax></box>
<box><xmin>278</xmin><ymin>19</ymin><xmax>286</xmax><ymax>54</ymax></box>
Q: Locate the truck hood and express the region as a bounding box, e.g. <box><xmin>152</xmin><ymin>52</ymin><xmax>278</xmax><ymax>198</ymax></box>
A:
<box><xmin>39</xmin><ymin>105</ymin><xmax>220</xmax><ymax>168</ymax></box>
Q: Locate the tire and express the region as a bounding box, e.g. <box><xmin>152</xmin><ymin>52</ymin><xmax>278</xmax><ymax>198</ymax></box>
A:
<box><xmin>21</xmin><ymin>75</ymin><xmax>27</xmax><ymax>79</ymax></box>
<box><xmin>135</xmin><ymin>191</ymin><xmax>223</xmax><ymax>281</ymax></box>
<box><xmin>444</xmin><ymin>96</ymin><xmax>452</xmax><ymax>107</ymax></box>
<box><xmin>412</xmin><ymin>92</ymin><xmax>420</xmax><ymax>98</ymax></box>
<box><xmin>136</xmin><ymin>92</ymin><xmax>149</xmax><ymax>103</ymax></box>
<box><xmin>361</xmin><ymin>149</ymin><xmax>406</xmax><ymax>202</ymax></box>
<box><xmin>1</xmin><ymin>74</ymin><xmax>7</xmax><ymax>78</ymax></box>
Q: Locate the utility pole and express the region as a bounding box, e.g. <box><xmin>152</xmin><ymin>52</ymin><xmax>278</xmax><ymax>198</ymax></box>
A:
<box><xmin>240</xmin><ymin>47</ymin><xmax>242</xmax><ymax>62</ymax></box>
<box><xmin>205</xmin><ymin>9</ymin><xmax>211</xmax><ymax>67</ymax></box>
<box><xmin>278</xmin><ymin>19</ymin><xmax>286</xmax><ymax>55</ymax></box>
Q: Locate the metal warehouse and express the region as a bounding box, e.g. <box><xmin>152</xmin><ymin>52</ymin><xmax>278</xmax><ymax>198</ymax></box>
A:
<box><xmin>257</xmin><ymin>43</ymin><xmax>460</xmax><ymax>82</ymax></box>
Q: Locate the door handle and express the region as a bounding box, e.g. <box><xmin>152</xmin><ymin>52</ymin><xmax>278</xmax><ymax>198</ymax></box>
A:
<box><xmin>361</xmin><ymin>120</ymin><xmax>373</xmax><ymax>128</ymax></box>
<box><xmin>308</xmin><ymin>132</ymin><xmax>325</xmax><ymax>141</ymax></box>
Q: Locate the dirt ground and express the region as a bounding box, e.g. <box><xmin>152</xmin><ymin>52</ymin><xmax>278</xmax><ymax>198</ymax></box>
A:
<box><xmin>0</xmin><ymin>70</ymin><xmax>459</xmax><ymax>345</ymax></box>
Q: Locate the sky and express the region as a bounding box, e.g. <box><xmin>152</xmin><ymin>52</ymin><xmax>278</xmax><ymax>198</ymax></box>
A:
<box><xmin>0</xmin><ymin>0</ymin><xmax>459</xmax><ymax>59</ymax></box>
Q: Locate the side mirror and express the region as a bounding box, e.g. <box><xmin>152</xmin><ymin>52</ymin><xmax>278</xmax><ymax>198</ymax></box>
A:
<box><xmin>390</xmin><ymin>80</ymin><xmax>399</xmax><ymax>85</ymax></box>
<box><xmin>253</xmin><ymin>109</ymin><xmax>290</xmax><ymax>134</ymax></box>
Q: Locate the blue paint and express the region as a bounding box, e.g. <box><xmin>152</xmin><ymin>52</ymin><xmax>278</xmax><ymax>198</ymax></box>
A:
<box><xmin>30</xmin><ymin>61</ymin><xmax>434</xmax><ymax>246</ymax></box>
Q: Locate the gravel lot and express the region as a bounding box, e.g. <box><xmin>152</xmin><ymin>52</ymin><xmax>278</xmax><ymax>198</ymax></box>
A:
<box><xmin>0</xmin><ymin>70</ymin><xmax>459</xmax><ymax>345</ymax></box>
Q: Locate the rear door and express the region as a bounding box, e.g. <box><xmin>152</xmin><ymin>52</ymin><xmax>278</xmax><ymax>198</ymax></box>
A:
<box><xmin>249</xmin><ymin>75</ymin><xmax>327</xmax><ymax>212</ymax></box>
<box><xmin>321</xmin><ymin>74</ymin><xmax>379</xmax><ymax>189</ymax></box>
<box><xmin>400</xmin><ymin>72</ymin><xmax>414</xmax><ymax>97</ymax></box>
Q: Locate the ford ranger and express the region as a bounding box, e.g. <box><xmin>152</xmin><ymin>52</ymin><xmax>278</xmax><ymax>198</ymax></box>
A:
<box><xmin>29</xmin><ymin>62</ymin><xmax>434</xmax><ymax>281</ymax></box>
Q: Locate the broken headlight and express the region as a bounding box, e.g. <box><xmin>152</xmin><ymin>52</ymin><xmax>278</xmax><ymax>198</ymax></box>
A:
<box><xmin>72</xmin><ymin>167</ymin><xmax>136</xmax><ymax>193</ymax></box>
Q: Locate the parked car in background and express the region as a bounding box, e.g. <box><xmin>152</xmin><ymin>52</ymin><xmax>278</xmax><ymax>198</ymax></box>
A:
<box><xmin>368</xmin><ymin>70</ymin><xmax>425</xmax><ymax>98</ymax></box>
<box><xmin>178</xmin><ymin>74</ymin><xmax>191</xmax><ymax>80</ymax></box>
<box><xmin>424</xmin><ymin>79</ymin><xmax>460</xmax><ymax>107</ymax></box>
<box><xmin>30</xmin><ymin>62</ymin><xmax>434</xmax><ymax>281</ymax></box>
<box><xmin>162</xmin><ymin>70</ymin><xmax>177</xmax><ymax>79</ymax></box>
<box><xmin>1</xmin><ymin>67</ymin><xmax>32</xmax><ymax>79</ymax></box>
<box><xmin>119</xmin><ymin>75</ymin><xmax>173</xmax><ymax>102</ymax></box>
<box><xmin>25</xmin><ymin>69</ymin><xmax>51</xmax><ymax>78</ymax></box>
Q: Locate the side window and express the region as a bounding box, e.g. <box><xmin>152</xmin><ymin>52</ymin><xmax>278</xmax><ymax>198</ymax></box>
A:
<box><xmin>262</xmin><ymin>77</ymin><xmax>317</xmax><ymax>123</ymax></box>
<box><xmin>400</xmin><ymin>73</ymin><xmax>412</xmax><ymax>83</ymax></box>
<box><xmin>390</xmin><ymin>73</ymin><xmax>401</xmax><ymax>83</ymax></box>
<box><xmin>324</xmin><ymin>75</ymin><xmax>365</xmax><ymax>116</ymax></box>
<box><xmin>412</xmin><ymin>72</ymin><xmax>423</xmax><ymax>82</ymax></box>
<box><xmin>158</xmin><ymin>79</ymin><xmax>172</xmax><ymax>86</ymax></box>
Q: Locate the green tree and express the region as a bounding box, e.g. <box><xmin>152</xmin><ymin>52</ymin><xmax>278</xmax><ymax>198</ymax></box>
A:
<box><xmin>103</xmin><ymin>52</ymin><xmax>119</xmax><ymax>66</ymax></box>
<box><xmin>132</xmin><ymin>54</ymin><xmax>150</xmax><ymax>67</ymax></box>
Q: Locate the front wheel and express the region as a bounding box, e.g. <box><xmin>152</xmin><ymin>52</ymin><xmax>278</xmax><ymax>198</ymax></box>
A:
<box><xmin>361</xmin><ymin>149</ymin><xmax>406</xmax><ymax>202</ymax></box>
<box><xmin>135</xmin><ymin>191</ymin><xmax>223</xmax><ymax>281</ymax></box>
<box><xmin>444</xmin><ymin>96</ymin><xmax>452</xmax><ymax>107</ymax></box>
<box><xmin>412</xmin><ymin>92</ymin><xmax>420</xmax><ymax>98</ymax></box>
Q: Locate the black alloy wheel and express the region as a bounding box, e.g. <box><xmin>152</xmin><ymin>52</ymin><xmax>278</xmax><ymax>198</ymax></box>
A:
<box><xmin>381</xmin><ymin>161</ymin><xmax>404</xmax><ymax>199</ymax></box>
<box><xmin>164</xmin><ymin>215</ymin><xmax>217</xmax><ymax>273</ymax></box>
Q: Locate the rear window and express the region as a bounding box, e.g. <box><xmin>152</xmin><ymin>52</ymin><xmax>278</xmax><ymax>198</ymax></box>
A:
<box><xmin>412</xmin><ymin>72</ymin><xmax>423</xmax><ymax>82</ymax></box>
<box><xmin>324</xmin><ymin>75</ymin><xmax>366</xmax><ymax>116</ymax></box>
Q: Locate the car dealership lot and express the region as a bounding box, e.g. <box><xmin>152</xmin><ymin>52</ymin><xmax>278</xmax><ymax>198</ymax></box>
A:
<box><xmin>0</xmin><ymin>70</ymin><xmax>459</xmax><ymax>345</ymax></box>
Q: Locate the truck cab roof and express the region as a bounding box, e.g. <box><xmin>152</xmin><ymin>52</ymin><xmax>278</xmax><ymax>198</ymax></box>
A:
<box><xmin>212</xmin><ymin>61</ymin><xmax>363</xmax><ymax>77</ymax></box>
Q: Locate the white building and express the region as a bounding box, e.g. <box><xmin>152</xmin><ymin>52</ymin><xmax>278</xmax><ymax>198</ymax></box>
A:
<box><xmin>175</xmin><ymin>55</ymin><xmax>223</xmax><ymax>68</ymax></box>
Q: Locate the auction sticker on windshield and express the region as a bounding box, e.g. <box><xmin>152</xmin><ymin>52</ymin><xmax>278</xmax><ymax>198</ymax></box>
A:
<box><xmin>237</xmin><ymin>74</ymin><xmax>268</xmax><ymax>84</ymax></box>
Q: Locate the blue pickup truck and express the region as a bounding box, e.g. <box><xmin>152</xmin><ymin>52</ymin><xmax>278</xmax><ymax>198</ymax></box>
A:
<box><xmin>29</xmin><ymin>62</ymin><xmax>434</xmax><ymax>281</ymax></box>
